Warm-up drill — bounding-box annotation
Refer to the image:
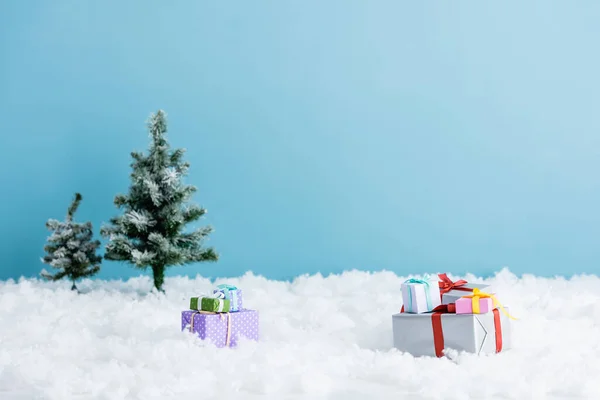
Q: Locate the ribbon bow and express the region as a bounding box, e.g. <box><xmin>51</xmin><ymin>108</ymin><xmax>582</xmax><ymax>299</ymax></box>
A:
<box><xmin>461</xmin><ymin>288</ymin><xmax>517</xmax><ymax>320</ymax></box>
<box><xmin>437</xmin><ymin>273</ymin><xmax>469</xmax><ymax>295</ymax></box>
<box><xmin>215</xmin><ymin>284</ymin><xmax>240</xmax><ymax>311</ymax></box>
<box><xmin>405</xmin><ymin>278</ymin><xmax>430</xmax><ymax>285</ymax></box>
<box><xmin>216</xmin><ymin>284</ymin><xmax>237</xmax><ymax>297</ymax></box>
<box><xmin>404</xmin><ymin>278</ymin><xmax>433</xmax><ymax>312</ymax></box>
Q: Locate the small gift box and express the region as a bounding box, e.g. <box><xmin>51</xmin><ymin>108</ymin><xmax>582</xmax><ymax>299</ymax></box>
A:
<box><xmin>401</xmin><ymin>277</ymin><xmax>442</xmax><ymax>314</ymax></box>
<box><xmin>190</xmin><ymin>294</ymin><xmax>231</xmax><ymax>313</ymax></box>
<box><xmin>213</xmin><ymin>284</ymin><xmax>243</xmax><ymax>312</ymax></box>
<box><xmin>456</xmin><ymin>294</ymin><xmax>494</xmax><ymax>314</ymax></box>
<box><xmin>455</xmin><ymin>288</ymin><xmax>516</xmax><ymax>318</ymax></box>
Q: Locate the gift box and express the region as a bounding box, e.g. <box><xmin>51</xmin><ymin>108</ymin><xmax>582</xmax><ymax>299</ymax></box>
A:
<box><xmin>392</xmin><ymin>305</ymin><xmax>513</xmax><ymax>357</ymax></box>
<box><xmin>181</xmin><ymin>309</ymin><xmax>259</xmax><ymax>348</ymax></box>
<box><xmin>190</xmin><ymin>296</ymin><xmax>231</xmax><ymax>313</ymax></box>
<box><xmin>213</xmin><ymin>284</ymin><xmax>243</xmax><ymax>312</ymax></box>
<box><xmin>401</xmin><ymin>277</ymin><xmax>442</xmax><ymax>313</ymax></box>
<box><xmin>456</xmin><ymin>296</ymin><xmax>493</xmax><ymax>314</ymax></box>
<box><xmin>438</xmin><ymin>273</ymin><xmax>493</xmax><ymax>305</ymax></box>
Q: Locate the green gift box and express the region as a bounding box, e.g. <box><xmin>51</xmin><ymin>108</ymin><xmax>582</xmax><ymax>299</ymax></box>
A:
<box><xmin>190</xmin><ymin>296</ymin><xmax>231</xmax><ymax>313</ymax></box>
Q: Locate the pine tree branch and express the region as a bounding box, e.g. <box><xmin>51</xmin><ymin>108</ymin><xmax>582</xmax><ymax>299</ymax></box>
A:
<box><xmin>189</xmin><ymin>248</ymin><xmax>218</xmax><ymax>263</ymax></box>
<box><xmin>41</xmin><ymin>269</ymin><xmax>69</xmax><ymax>281</ymax></box>
<box><xmin>78</xmin><ymin>265</ymin><xmax>101</xmax><ymax>277</ymax></box>
<box><xmin>175</xmin><ymin>162</ymin><xmax>190</xmax><ymax>177</ymax></box>
<box><xmin>46</xmin><ymin>219</ymin><xmax>61</xmax><ymax>231</ymax></box>
<box><xmin>43</xmin><ymin>244</ymin><xmax>61</xmax><ymax>254</ymax></box>
<box><xmin>169</xmin><ymin>148</ymin><xmax>185</xmax><ymax>165</ymax></box>
<box><xmin>147</xmin><ymin>110</ymin><xmax>168</xmax><ymax>147</ymax></box>
<box><xmin>67</xmin><ymin>193</ymin><xmax>83</xmax><ymax>221</ymax></box>
<box><xmin>114</xmin><ymin>194</ymin><xmax>128</xmax><ymax>208</ymax></box>
<box><xmin>182</xmin><ymin>205</ymin><xmax>206</xmax><ymax>224</ymax></box>
<box><xmin>178</xmin><ymin>226</ymin><xmax>213</xmax><ymax>246</ymax></box>
<box><xmin>131</xmin><ymin>151</ymin><xmax>145</xmax><ymax>163</ymax></box>
<box><xmin>103</xmin><ymin>248</ymin><xmax>134</xmax><ymax>262</ymax></box>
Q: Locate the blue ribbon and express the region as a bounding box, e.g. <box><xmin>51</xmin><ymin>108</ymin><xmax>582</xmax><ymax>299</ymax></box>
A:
<box><xmin>404</xmin><ymin>278</ymin><xmax>432</xmax><ymax>312</ymax></box>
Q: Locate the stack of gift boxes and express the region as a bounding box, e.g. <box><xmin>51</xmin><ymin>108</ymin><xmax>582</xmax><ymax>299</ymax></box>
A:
<box><xmin>181</xmin><ymin>284</ymin><xmax>259</xmax><ymax>348</ymax></box>
<box><xmin>392</xmin><ymin>273</ymin><xmax>516</xmax><ymax>357</ymax></box>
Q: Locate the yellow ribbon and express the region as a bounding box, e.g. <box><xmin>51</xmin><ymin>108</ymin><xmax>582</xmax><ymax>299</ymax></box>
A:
<box><xmin>461</xmin><ymin>288</ymin><xmax>518</xmax><ymax>320</ymax></box>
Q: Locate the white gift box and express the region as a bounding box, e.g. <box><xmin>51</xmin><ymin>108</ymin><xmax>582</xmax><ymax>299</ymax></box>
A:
<box><xmin>400</xmin><ymin>278</ymin><xmax>442</xmax><ymax>314</ymax></box>
<box><xmin>392</xmin><ymin>306</ymin><xmax>513</xmax><ymax>357</ymax></box>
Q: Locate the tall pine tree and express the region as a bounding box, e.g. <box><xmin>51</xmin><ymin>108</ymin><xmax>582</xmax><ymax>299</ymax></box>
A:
<box><xmin>41</xmin><ymin>193</ymin><xmax>102</xmax><ymax>291</ymax></box>
<box><xmin>101</xmin><ymin>110</ymin><xmax>218</xmax><ymax>292</ymax></box>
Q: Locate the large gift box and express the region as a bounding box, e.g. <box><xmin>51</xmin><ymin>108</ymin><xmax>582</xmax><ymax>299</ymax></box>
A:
<box><xmin>213</xmin><ymin>284</ymin><xmax>243</xmax><ymax>312</ymax></box>
<box><xmin>438</xmin><ymin>273</ymin><xmax>493</xmax><ymax>305</ymax></box>
<box><xmin>181</xmin><ymin>309</ymin><xmax>259</xmax><ymax>348</ymax></box>
<box><xmin>392</xmin><ymin>305</ymin><xmax>512</xmax><ymax>357</ymax></box>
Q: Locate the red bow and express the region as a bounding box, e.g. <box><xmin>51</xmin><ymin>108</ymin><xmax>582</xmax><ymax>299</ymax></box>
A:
<box><xmin>437</xmin><ymin>273</ymin><xmax>470</xmax><ymax>295</ymax></box>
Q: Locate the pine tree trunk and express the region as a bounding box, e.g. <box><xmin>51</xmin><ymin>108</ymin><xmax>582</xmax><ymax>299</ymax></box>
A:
<box><xmin>71</xmin><ymin>281</ymin><xmax>78</xmax><ymax>292</ymax></box>
<box><xmin>151</xmin><ymin>264</ymin><xmax>166</xmax><ymax>293</ymax></box>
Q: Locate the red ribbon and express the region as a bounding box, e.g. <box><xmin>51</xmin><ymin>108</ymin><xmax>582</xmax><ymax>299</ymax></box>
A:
<box><xmin>430</xmin><ymin>303</ymin><xmax>455</xmax><ymax>357</ymax></box>
<box><xmin>437</xmin><ymin>273</ymin><xmax>471</xmax><ymax>295</ymax></box>
<box><xmin>400</xmin><ymin>303</ymin><xmax>456</xmax><ymax>313</ymax></box>
<box><xmin>493</xmin><ymin>308</ymin><xmax>502</xmax><ymax>353</ymax></box>
<box><xmin>432</xmin><ymin>303</ymin><xmax>456</xmax><ymax>313</ymax></box>
<box><xmin>431</xmin><ymin>311</ymin><xmax>445</xmax><ymax>357</ymax></box>
<box><xmin>430</xmin><ymin>304</ymin><xmax>503</xmax><ymax>357</ymax></box>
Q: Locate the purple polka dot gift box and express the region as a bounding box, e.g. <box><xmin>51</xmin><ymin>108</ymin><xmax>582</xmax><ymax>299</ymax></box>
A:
<box><xmin>181</xmin><ymin>309</ymin><xmax>259</xmax><ymax>348</ymax></box>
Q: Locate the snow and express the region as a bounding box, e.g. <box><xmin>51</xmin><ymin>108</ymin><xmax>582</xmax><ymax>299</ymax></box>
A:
<box><xmin>0</xmin><ymin>268</ymin><xmax>598</xmax><ymax>399</ymax></box>
<box><xmin>125</xmin><ymin>210</ymin><xmax>156</xmax><ymax>231</ymax></box>
<box><xmin>162</xmin><ymin>168</ymin><xmax>179</xmax><ymax>187</ymax></box>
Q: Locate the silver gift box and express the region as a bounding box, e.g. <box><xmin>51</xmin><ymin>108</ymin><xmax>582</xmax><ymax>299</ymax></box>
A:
<box><xmin>441</xmin><ymin>282</ymin><xmax>493</xmax><ymax>305</ymax></box>
<box><xmin>391</xmin><ymin>307</ymin><xmax>512</xmax><ymax>357</ymax></box>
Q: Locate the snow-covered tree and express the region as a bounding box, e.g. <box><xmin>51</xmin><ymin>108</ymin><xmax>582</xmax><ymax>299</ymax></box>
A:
<box><xmin>41</xmin><ymin>193</ymin><xmax>102</xmax><ymax>291</ymax></box>
<box><xmin>101</xmin><ymin>110</ymin><xmax>218</xmax><ymax>292</ymax></box>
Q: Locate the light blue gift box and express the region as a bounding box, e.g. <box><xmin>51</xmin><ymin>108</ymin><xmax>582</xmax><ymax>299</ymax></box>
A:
<box><xmin>213</xmin><ymin>284</ymin><xmax>243</xmax><ymax>312</ymax></box>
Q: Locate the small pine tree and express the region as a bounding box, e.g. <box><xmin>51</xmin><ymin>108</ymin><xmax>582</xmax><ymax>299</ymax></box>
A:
<box><xmin>41</xmin><ymin>193</ymin><xmax>102</xmax><ymax>291</ymax></box>
<box><xmin>100</xmin><ymin>110</ymin><xmax>218</xmax><ymax>292</ymax></box>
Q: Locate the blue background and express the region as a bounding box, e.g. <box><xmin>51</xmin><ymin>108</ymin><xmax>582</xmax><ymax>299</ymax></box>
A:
<box><xmin>2</xmin><ymin>1</ymin><xmax>600</xmax><ymax>282</ymax></box>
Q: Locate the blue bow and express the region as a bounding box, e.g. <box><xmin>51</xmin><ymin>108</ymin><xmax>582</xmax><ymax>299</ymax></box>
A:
<box><xmin>404</xmin><ymin>278</ymin><xmax>432</xmax><ymax>312</ymax></box>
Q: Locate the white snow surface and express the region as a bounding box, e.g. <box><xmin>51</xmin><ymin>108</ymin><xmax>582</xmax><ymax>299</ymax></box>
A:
<box><xmin>0</xmin><ymin>268</ymin><xmax>599</xmax><ymax>400</ymax></box>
